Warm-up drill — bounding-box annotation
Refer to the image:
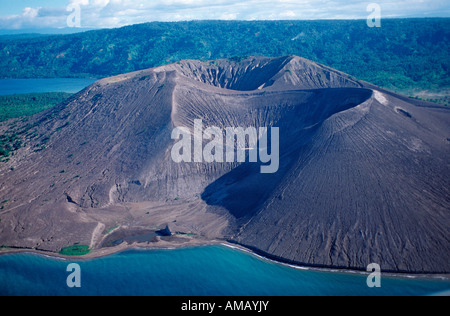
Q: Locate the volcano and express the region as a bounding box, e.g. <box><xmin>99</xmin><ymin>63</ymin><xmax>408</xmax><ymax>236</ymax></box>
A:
<box><xmin>0</xmin><ymin>56</ymin><xmax>449</xmax><ymax>273</ymax></box>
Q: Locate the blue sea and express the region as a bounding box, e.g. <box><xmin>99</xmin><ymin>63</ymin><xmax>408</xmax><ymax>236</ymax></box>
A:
<box><xmin>0</xmin><ymin>245</ymin><xmax>449</xmax><ymax>296</ymax></box>
<box><xmin>0</xmin><ymin>78</ymin><xmax>97</xmax><ymax>95</ymax></box>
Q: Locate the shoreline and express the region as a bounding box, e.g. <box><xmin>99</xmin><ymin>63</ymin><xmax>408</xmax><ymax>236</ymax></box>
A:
<box><xmin>1</xmin><ymin>240</ymin><xmax>450</xmax><ymax>281</ymax></box>
<box><xmin>219</xmin><ymin>243</ymin><xmax>450</xmax><ymax>281</ymax></box>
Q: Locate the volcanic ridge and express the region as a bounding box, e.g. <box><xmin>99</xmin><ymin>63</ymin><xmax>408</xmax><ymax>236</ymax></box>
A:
<box><xmin>0</xmin><ymin>56</ymin><xmax>449</xmax><ymax>273</ymax></box>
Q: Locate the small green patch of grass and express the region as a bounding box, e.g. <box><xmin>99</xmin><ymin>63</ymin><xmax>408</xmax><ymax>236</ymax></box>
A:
<box><xmin>59</xmin><ymin>244</ymin><xmax>90</xmax><ymax>256</ymax></box>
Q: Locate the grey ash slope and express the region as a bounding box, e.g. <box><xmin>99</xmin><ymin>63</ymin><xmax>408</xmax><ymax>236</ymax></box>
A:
<box><xmin>0</xmin><ymin>56</ymin><xmax>449</xmax><ymax>273</ymax></box>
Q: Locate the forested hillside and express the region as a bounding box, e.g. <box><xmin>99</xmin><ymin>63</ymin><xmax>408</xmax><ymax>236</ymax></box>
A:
<box><xmin>0</xmin><ymin>93</ymin><xmax>73</xmax><ymax>122</ymax></box>
<box><xmin>0</xmin><ymin>19</ymin><xmax>449</xmax><ymax>98</ymax></box>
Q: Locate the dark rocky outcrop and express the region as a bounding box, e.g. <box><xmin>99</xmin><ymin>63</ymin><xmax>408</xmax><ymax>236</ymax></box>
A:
<box><xmin>157</xmin><ymin>225</ymin><xmax>172</xmax><ymax>237</ymax></box>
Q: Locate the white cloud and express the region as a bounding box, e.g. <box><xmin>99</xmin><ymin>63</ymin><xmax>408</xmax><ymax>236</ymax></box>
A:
<box><xmin>279</xmin><ymin>10</ymin><xmax>296</xmax><ymax>18</ymax></box>
<box><xmin>0</xmin><ymin>0</ymin><xmax>449</xmax><ymax>30</ymax></box>
<box><xmin>23</xmin><ymin>7</ymin><xmax>39</xmax><ymax>19</ymax></box>
<box><xmin>0</xmin><ymin>6</ymin><xmax>67</xmax><ymax>29</ymax></box>
<box><xmin>220</xmin><ymin>12</ymin><xmax>238</xmax><ymax>20</ymax></box>
<box><xmin>69</xmin><ymin>0</ymin><xmax>90</xmax><ymax>6</ymax></box>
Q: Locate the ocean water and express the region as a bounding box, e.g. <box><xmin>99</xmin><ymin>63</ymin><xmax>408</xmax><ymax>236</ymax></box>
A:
<box><xmin>0</xmin><ymin>78</ymin><xmax>97</xmax><ymax>95</ymax></box>
<box><xmin>0</xmin><ymin>245</ymin><xmax>449</xmax><ymax>296</ymax></box>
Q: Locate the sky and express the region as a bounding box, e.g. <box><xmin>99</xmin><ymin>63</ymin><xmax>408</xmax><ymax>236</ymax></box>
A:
<box><xmin>0</xmin><ymin>0</ymin><xmax>449</xmax><ymax>30</ymax></box>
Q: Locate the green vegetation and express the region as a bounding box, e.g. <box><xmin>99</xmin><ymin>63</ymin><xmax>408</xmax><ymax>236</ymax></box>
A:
<box><xmin>59</xmin><ymin>244</ymin><xmax>90</xmax><ymax>256</ymax></box>
<box><xmin>0</xmin><ymin>93</ymin><xmax>73</xmax><ymax>122</ymax></box>
<box><xmin>410</xmin><ymin>93</ymin><xmax>450</xmax><ymax>106</ymax></box>
<box><xmin>0</xmin><ymin>132</ymin><xmax>22</xmax><ymax>158</ymax></box>
<box><xmin>0</xmin><ymin>19</ymin><xmax>448</xmax><ymax>96</ymax></box>
<box><xmin>106</xmin><ymin>225</ymin><xmax>120</xmax><ymax>234</ymax></box>
<box><xmin>0</xmin><ymin>93</ymin><xmax>76</xmax><ymax>160</ymax></box>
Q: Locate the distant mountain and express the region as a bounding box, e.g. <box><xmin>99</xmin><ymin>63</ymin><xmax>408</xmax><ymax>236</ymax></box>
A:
<box><xmin>0</xmin><ymin>19</ymin><xmax>449</xmax><ymax>97</ymax></box>
<box><xmin>0</xmin><ymin>56</ymin><xmax>448</xmax><ymax>273</ymax></box>
<box><xmin>0</xmin><ymin>28</ymin><xmax>95</xmax><ymax>36</ymax></box>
